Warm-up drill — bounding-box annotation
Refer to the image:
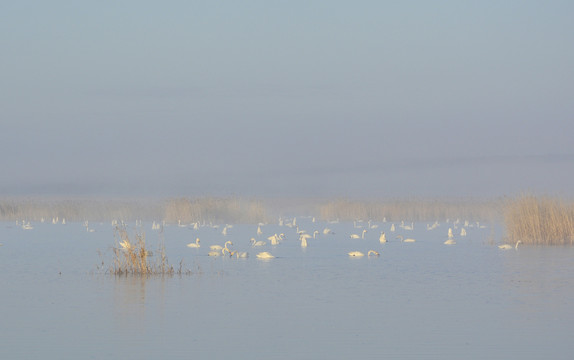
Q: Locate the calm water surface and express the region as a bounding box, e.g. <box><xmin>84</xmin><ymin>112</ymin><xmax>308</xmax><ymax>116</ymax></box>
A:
<box><xmin>1</xmin><ymin>219</ymin><xmax>573</xmax><ymax>359</ymax></box>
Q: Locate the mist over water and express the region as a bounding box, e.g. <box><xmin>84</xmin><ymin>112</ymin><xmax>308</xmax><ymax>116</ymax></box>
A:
<box><xmin>2</xmin><ymin>153</ymin><xmax>573</xmax><ymax>199</ymax></box>
<box><xmin>1</xmin><ymin>2</ymin><xmax>573</xmax><ymax>199</ymax></box>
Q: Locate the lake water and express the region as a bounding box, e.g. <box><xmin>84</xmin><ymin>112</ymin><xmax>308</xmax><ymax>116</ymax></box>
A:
<box><xmin>1</xmin><ymin>218</ymin><xmax>573</xmax><ymax>359</ymax></box>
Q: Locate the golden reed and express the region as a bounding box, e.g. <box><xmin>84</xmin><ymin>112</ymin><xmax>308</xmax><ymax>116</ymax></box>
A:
<box><xmin>504</xmin><ymin>195</ymin><xmax>574</xmax><ymax>245</ymax></box>
<box><xmin>111</xmin><ymin>225</ymin><xmax>174</xmax><ymax>275</ymax></box>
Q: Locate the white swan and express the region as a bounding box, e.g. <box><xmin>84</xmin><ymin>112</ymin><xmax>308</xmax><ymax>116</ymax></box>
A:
<box><xmin>187</xmin><ymin>238</ymin><xmax>201</xmax><ymax>248</ymax></box>
<box><xmin>402</xmin><ymin>222</ymin><xmax>414</xmax><ymax>230</ymax></box>
<box><xmin>379</xmin><ymin>232</ymin><xmax>387</xmax><ymax>244</ymax></box>
<box><xmin>268</xmin><ymin>233</ymin><xmax>282</xmax><ymax>245</ymax></box>
<box><xmin>250</xmin><ymin>237</ymin><xmax>266</xmax><ymax>247</ymax></box>
<box><xmin>427</xmin><ymin>221</ymin><xmax>439</xmax><ymax>230</ymax></box>
<box><xmin>396</xmin><ymin>235</ymin><xmax>416</xmax><ymax>243</ymax></box>
<box><xmin>210</xmin><ymin>240</ymin><xmax>233</xmax><ymax>252</ymax></box>
<box><xmin>222</xmin><ymin>246</ymin><xmax>235</xmax><ymax>256</ymax></box>
<box><xmin>22</xmin><ymin>222</ymin><xmax>33</xmax><ymax>230</ymax></box>
<box><xmin>460</xmin><ymin>228</ymin><xmax>467</xmax><ymax>236</ymax></box>
<box><xmin>368</xmin><ymin>250</ymin><xmax>380</xmax><ymax>257</ymax></box>
<box><xmin>323</xmin><ymin>228</ymin><xmax>334</xmax><ymax>235</ymax></box>
<box><xmin>348</xmin><ymin>251</ymin><xmax>365</xmax><ymax>257</ymax></box>
<box><xmin>256</xmin><ymin>251</ymin><xmax>275</xmax><ymax>259</ymax></box>
<box><xmin>448</xmin><ymin>228</ymin><xmax>454</xmax><ymax>239</ymax></box>
<box><xmin>300</xmin><ymin>233</ymin><xmax>311</xmax><ymax>248</ymax></box>
<box><xmin>257</xmin><ymin>225</ymin><xmax>262</xmax><ymax>236</ymax></box>
<box><xmin>390</xmin><ymin>224</ymin><xmax>396</xmax><ymax>232</ymax></box>
<box><xmin>444</xmin><ymin>239</ymin><xmax>456</xmax><ymax>245</ymax></box>
<box><xmin>499</xmin><ymin>240</ymin><xmax>521</xmax><ymax>250</ymax></box>
<box><xmin>350</xmin><ymin>229</ymin><xmax>367</xmax><ymax>239</ymax></box>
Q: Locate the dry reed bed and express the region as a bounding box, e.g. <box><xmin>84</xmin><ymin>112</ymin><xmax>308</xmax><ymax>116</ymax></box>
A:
<box><xmin>0</xmin><ymin>198</ymin><xmax>162</xmax><ymax>223</ymax></box>
<box><xmin>164</xmin><ymin>197</ymin><xmax>268</xmax><ymax>224</ymax></box>
<box><xmin>504</xmin><ymin>195</ymin><xmax>574</xmax><ymax>245</ymax></box>
<box><xmin>0</xmin><ymin>197</ymin><xmax>269</xmax><ymax>224</ymax></box>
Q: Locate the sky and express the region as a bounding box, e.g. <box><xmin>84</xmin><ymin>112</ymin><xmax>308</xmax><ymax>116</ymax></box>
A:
<box><xmin>1</xmin><ymin>1</ymin><xmax>573</xmax><ymax>199</ymax></box>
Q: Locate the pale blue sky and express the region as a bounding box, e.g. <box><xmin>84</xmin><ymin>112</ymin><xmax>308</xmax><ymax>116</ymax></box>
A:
<box><xmin>1</xmin><ymin>1</ymin><xmax>573</xmax><ymax>198</ymax></box>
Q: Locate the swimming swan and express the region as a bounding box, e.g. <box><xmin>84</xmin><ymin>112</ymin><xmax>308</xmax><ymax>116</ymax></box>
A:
<box><xmin>250</xmin><ymin>237</ymin><xmax>266</xmax><ymax>247</ymax></box>
<box><xmin>300</xmin><ymin>233</ymin><xmax>312</xmax><ymax>247</ymax></box>
<box><xmin>187</xmin><ymin>238</ymin><xmax>201</xmax><ymax>248</ymax></box>
<box><xmin>444</xmin><ymin>239</ymin><xmax>456</xmax><ymax>245</ymax></box>
<box><xmin>498</xmin><ymin>240</ymin><xmax>521</xmax><ymax>250</ymax></box>
<box><xmin>256</xmin><ymin>251</ymin><xmax>275</xmax><ymax>259</ymax></box>
<box><xmin>233</xmin><ymin>251</ymin><xmax>249</xmax><ymax>258</ymax></box>
<box><xmin>379</xmin><ymin>232</ymin><xmax>387</xmax><ymax>243</ymax></box>
<box><xmin>368</xmin><ymin>250</ymin><xmax>380</xmax><ymax>256</ymax></box>
<box><xmin>401</xmin><ymin>221</ymin><xmax>414</xmax><ymax>230</ymax></box>
<box><xmin>348</xmin><ymin>251</ymin><xmax>365</xmax><ymax>257</ymax></box>
<box><xmin>210</xmin><ymin>240</ymin><xmax>233</xmax><ymax>252</ymax></box>
<box><xmin>268</xmin><ymin>233</ymin><xmax>284</xmax><ymax>245</ymax></box>
<box><xmin>396</xmin><ymin>235</ymin><xmax>416</xmax><ymax>243</ymax></box>
<box><xmin>350</xmin><ymin>229</ymin><xmax>367</xmax><ymax>239</ymax></box>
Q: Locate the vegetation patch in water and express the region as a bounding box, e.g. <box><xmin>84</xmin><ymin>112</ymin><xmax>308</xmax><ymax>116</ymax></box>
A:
<box><xmin>110</xmin><ymin>225</ymin><xmax>195</xmax><ymax>276</ymax></box>
<box><xmin>504</xmin><ymin>195</ymin><xmax>574</xmax><ymax>245</ymax></box>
